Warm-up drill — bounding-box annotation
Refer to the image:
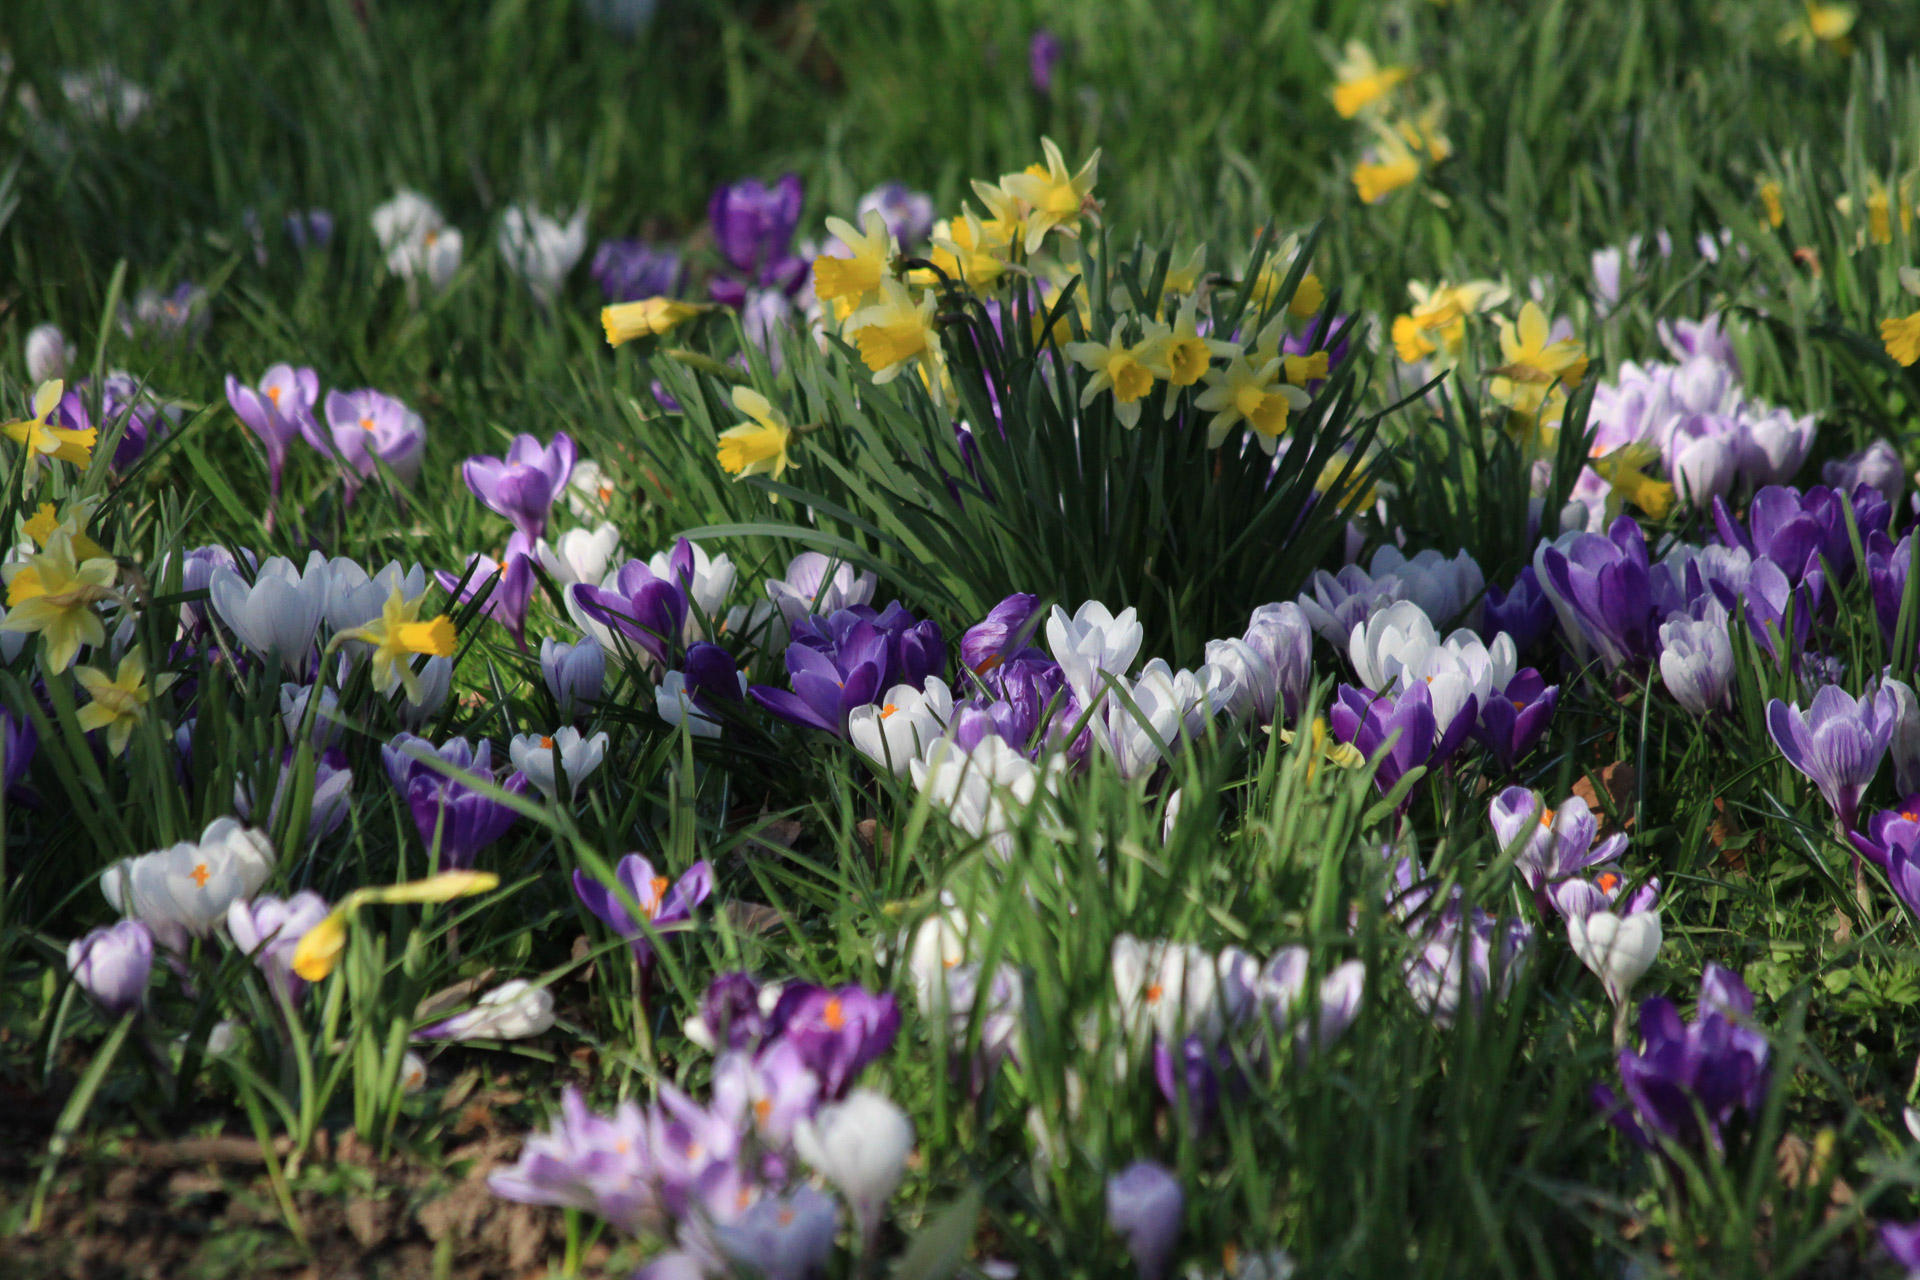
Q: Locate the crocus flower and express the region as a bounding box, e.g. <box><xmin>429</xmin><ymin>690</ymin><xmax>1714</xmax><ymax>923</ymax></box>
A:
<box><xmin>1328</xmin><ymin>681</ymin><xmax>1474</xmax><ymax>806</ymax></box>
<box><xmin>1535</xmin><ymin>516</ymin><xmax>1656</xmax><ymax>671</ymax></box>
<box><xmin>909</xmin><ymin>736</ymin><xmax>1062</xmax><ymax>857</ymax></box>
<box><xmin>319</xmin><ymin>389</ymin><xmax>427</xmax><ymax>496</ymax></box>
<box><xmin>462</xmin><ymin>432</ymin><xmax>577</xmax><ymax>541</ymax></box>
<box><xmin>1474</xmin><ymin>669</ymin><xmax>1558</xmax><ymax>770</ymax></box>
<box><xmin>793</xmin><ymin>1089</ymin><xmax>913</xmax><ymax>1251</ymax></box>
<box><xmin>1766</xmin><ymin>685</ymin><xmax>1897</xmax><ymax>829</ymax></box>
<box><xmin>572</xmin><ymin>558</ymin><xmax>690</xmax><ymax>666</ymax></box>
<box><xmin>848</xmin><ymin>676</ymin><xmax>952</xmax><ymax>775</ymax></box>
<box><xmin>225</xmin><ymin>365</ymin><xmax>318</xmax><ymax>499</ymax></box>
<box><xmin>509</xmin><ymin>727</ymin><xmax>608</xmax><ymax>801</ymax></box>
<box><xmin>1400</xmin><ymin>888</ymin><xmax>1534</xmax><ymax>1027</ymax></box>
<box><xmin>235</xmin><ymin>747</ymin><xmax>354</xmax><ymax>849</ymax></box>
<box><xmin>573</xmin><ymin>853</ymin><xmax>712</xmax><ymax>965</ymax></box>
<box><xmin>100</xmin><ymin>818</ymin><xmax>276</xmax><ymax>953</ymax></box>
<box><xmin>227</xmin><ymin>891</ymin><xmax>331</xmax><ymax>1005</ymax></box>
<box><xmin>1488</xmin><ymin>787</ymin><xmax>1628</xmax><ymax>904</ymax></box>
<box><xmin>1105</xmin><ymin>1161</ymin><xmax>1183</xmax><ymax>1280</ymax></box>
<box><xmin>855</xmin><ymin>181</ymin><xmax>936</xmax><ymax>248</ymax></box>
<box><xmin>961</xmin><ymin>593</ymin><xmax>1042</xmax><ymax>678</ymax></box>
<box><xmin>542</xmin><ymin>637</ymin><xmax>606</xmax><ymax>721</ymax></box>
<box><xmin>66</xmin><ymin>919</ymin><xmax>153</xmax><ymax>1016</ymax></box>
<box><xmin>1483</xmin><ymin>566</ymin><xmax>1555</xmax><ymax>654</ymax></box>
<box><xmin>766</xmin><ymin>983</ymin><xmax>900</xmax><ymax>1099</ymax></box>
<box><xmin>384</xmin><ymin>734</ymin><xmax>526</xmax><ymax>869</ymax></box>
<box><xmin>498</xmin><ymin>205</ymin><xmax>586</xmax><ymax>300</ymax></box>
<box><xmin>536</xmin><ymin>523</ymin><xmax>622</xmax><ymax>589</ymax></box>
<box><xmin>715</xmin><ymin>1186</ymin><xmax>840</xmax><ymax>1280</ymax></box>
<box><xmin>591</xmin><ymin>239</ymin><xmax>683</xmax><ymax>302</ymax></box>
<box><xmin>209</xmin><ymin>551</ymin><xmax>330</xmax><ymax>675</ymax></box>
<box><xmin>709</xmin><ymin>174</ymin><xmax>806</xmax><ymax>286</ymax></box>
<box><xmin>286</xmin><ymin>209</ymin><xmax>334</xmax><ymax>251</ymax></box>
<box><xmin>1849</xmin><ymin>804</ymin><xmax>1920</xmax><ymax>915</ymax></box>
<box><xmin>1153</xmin><ymin>1034</ymin><xmax>1236</xmax><ymax>1133</ymax></box>
<box><xmin>25</xmin><ymin>324</ymin><xmax>74</xmax><ymax>383</ymax></box>
<box><xmin>485</xmin><ymin>1088</ymin><xmax>658</xmax><ymax>1232</ymax></box>
<box><xmin>1870</xmin><ymin>532</ymin><xmax>1913</xmax><ymax>664</ymax></box>
<box><xmin>372</xmin><ymin>190</ymin><xmax>461</xmax><ymax>292</ymax></box>
<box><xmin>764</xmin><ymin>551</ymin><xmax>877</xmax><ymax>623</ymax></box>
<box><xmin>1369</xmin><ymin>545</ymin><xmax>1485</xmax><ymax>631</ymax></box>
<box><xmin>417</xmin><ymin>979</ymin><xmax>556</xmax><ymax>1040</ymax></box>
<box><xmin>1295</xmin><ymin>564</ymin><xmax>1407</xmax><ymax>645</ymax></box>
<box><xmin>1882</xmin><ymin>1222</ymin><xmax>1920</xmax><ymax>1277</ymax></box>
<box><xmin>750</xmin><ymin>624</ymin><xmax>891</xmax><ymax>736</ymax></box>
<box><xmin>1564</xmin><ymin>881</ymin><xmax>1663</xmax><ymax>1007</ymax></box>
<box><xmin>1111</xmin><ymin>935</ymin><xmax>1259</xmax><ymax>1048</ymax></box>
<box><xmin>686</xmin><ymin>971</ymin><xmax>775</xmax><ymax>1053</ymax></box>
<box><xmin>658</xmin><ymin>641</ymin><xmax>747</xmax><ymax>738</ymax></box>
<box><xmin>1889</xmin><ymin>680</ymin><xmax>1920</xmax><ymax>796</ymax></box>
<box><xmin>1658</xmin><ymin>612</ymin><xmax>1734</xmax><ymax>718</ymax></box>
<box><xmin>0</xmin><ymin>708</ymin><xmax>38</xmax><ymax>796</ymax></box>
<box><xmin>326</xmin><ymin>558</ymin><xmax>429</xmax><ymax>636</ymax></box>
<box><xmin>1824</xmin><ymin>439</ymin><xmax>1904</xmax><ymax>507</ymax></box>
<box><xmin>437</xmin><ymin>537</ymin><xmax>537</xmax><ymax>650</ymax></box>
<box><xmin>1028</xmin><ymin>29</ymin><xmax>1064</xmax><ymax>94</ymax></box>
<box><xmin>1714</xmin><ymin>484</ymin><xmax>1885</xmax><ymax>585</ymax></box>
<box><xmin>1047</xmin><ymin>600</ymin><xmax>1145</xmax><ymax>712</ymax></box>
<box><xmin>1259</xmin><ymin>948</ymin><xmax>1365</xmax><ymax>1055</ymax></box>
<box><xmin>1595</xmin><ymin>963</ymin><xmax>1769</xmax><ymax>1152</ymax></box>
<box><xmin>648</xmin><ymin>537</ymin><xmax>738</xmax><ymax>637</ymax></box>
<box><xmin>1240</xmin><ymin>602</ymin><xmax>1314</xmax><ymax>725</ymax></box>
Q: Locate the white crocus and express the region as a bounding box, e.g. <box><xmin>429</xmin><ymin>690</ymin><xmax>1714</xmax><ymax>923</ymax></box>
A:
<box><xmin>101</xmin><ymin>818</ymin><xmax>275</xmax><ymax>953</ymax></box>
<box><xmin>1202</xmin><ymin>638</ymin><xmax>1269</xmax><ymax>725</ymax></box>
<box><xmin>536</xmin><ymin>523</ymin><xmax>622</xmax><ymax>589</ymax></box>
<box><xmin>509</xmin><ymin>728</ymin><xmax>609</xmax><ymax>800</ymax></box>
<box><xmin>421</xmin><ymin>980</ymin><xmax>556</xmax><ymax>1040</ymax></box>
<box><xmin>372</xmin><ymin>189</ymin><xmax>462</xmax><ymax>291</ymax></box>
<box><xmin>1369</xmin><ymin>546</ymin><xmax>1486</xmax><ymax>631</ymax></box>
<box><xmin>209</xmin><ymin>552</ymin><xmax>332</xmax><ymax>668</ymax></box>
<box><xmin>1348</xmin><ymin>599</ymin><xmax>1439</xmax><ymax>693</ymax></box>
<box><xmin>26</xmin><ymin>323</ymin><xmax>75</xmax><ymax>383</ymax></box>
<box><xmin>1047</xmin><ymin>600</ymin><xmax>1145</xmax><ymax>711</ymax></box>
<box><xmin>325</xmin><ymin>558</ymin><xmax>427</xmax><ymax>634</ymax></box>
<box><xmin>498</xmin><ymin>204</ymin><xmax>587</xmax><ymax>300</ymax></box>
<box><xmin>1110</xmin><ymin>934</ymin><xmax>1258</xmax><ymax>1048</ymax></box>
<box><xmin>656</xmin><ymin>668</ymin><xmax>747</xmax><ymax>739</ymax></box>
<box><xmin>648</xmin><ymin>539</ymin><xmax>738</xmax><ymax>636</ymax></box>
<box><xmin>909</xmin><ymin>736</ymin><xmax>1060</xmax><ymax>858</ymax></box>
<box><xmin>1100</xmin><ymin>661</ymin><xmax>1186</xmax><ymax>780</ymax></box>
<box><xmin>793</xmin><ymin>1089</ymin><xmax>914</xmax><ymax>1250</ymax></box>
<box><xmin>1395</xmin><ymin>629</ymin><xmax>1517</xmax><ymax>735</ymax></box>
<box><xmin>1568</xmin><ymin>906</ymin><xmax>1662</xmax><ymax>1008</ymax></box>
<box><xmin>848</xmin><ymin>677</ymin><xmax>953</xmax><ymax>776</ymax></box>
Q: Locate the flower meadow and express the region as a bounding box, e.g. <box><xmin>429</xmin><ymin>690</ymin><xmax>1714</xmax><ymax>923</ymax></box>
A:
<box><xmin>21</xmin><ymin>1</ymin><xmax>1920</xmax><ymax>1278</ymax></box>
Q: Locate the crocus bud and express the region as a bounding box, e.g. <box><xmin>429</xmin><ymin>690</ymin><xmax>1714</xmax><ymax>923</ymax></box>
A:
<box><xmin>26</xmin><ymin>323</ymin><xmax>74</xmax><ymax>383</ymax></box>
<box><xmin>1886</xmin><ymin>678</ymin><xmax>1920</xmax><ymax>797</ymax></box>
<box><xmin>1105</xmin><ymin>1160</ymin><xmax>1183</xmax><ymax>1280</ymax></box>
<box><xmin>1823</xmin><ymin>440</ymin><xmax>1905</xmax><ymax>508</ymax></box>
<box><xmin>1657</xmin><ymin>614</ymin><xmax>1733</xmax><ymax>719</ymax></box>
<box><xmin>1567</xmin><ymin>901</ymin><xmax>1662</xmax><ymax>1007</ymax></box>
<box><xmin>541</xmin><ymin>636</ymin><xmax>606</xmax><ymax>721</ymax></box>
<box><xmin>67</xmin><ymin>919</ymin><xmax>154</xmax><ymax>1016</ymax></box>
<box><xmin>1241</xmin><ymin>602</ymin><xmax>1313</xmax><ymax>724</ymax></box>
<box><xmin>416</xmin><ymin>979</ymin><xmax>555</xmax><ymax>1041</ymax></box>
<box><xmin>793</xmin><ymin>1089</ymin><xmax>913</xmax><ymax>1250</ymax></box>
<box><xmin>715</xmin><ymin>1186</ymin><xmax>840</xmax><ymax>1280</ymax></box>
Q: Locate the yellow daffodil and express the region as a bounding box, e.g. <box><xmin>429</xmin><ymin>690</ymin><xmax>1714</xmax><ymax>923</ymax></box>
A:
<box><xmin>1838</xmin><ymin>174</ymin><xmax>1913</xmax><ymax>247</ymax></box>
<box><xmin>2</xmin><ymin>531</ymin><xmax>119</xmax><ymax>674</ymax></box>
<box><xmin>602</xmin><ymin>297</ymin><xmax>712</xmax><ymax>347</ymax></box>
<box><xmin>1389</xmin><ymin>278</ymin><xmax>1508</xmax><ymax>366</ymax></box>
<box><xmin>2</xmin><ymin>380</ymin><xmax>97</xmax><ymax>468</ymax></box>
<box><xmin>1195</xmin><ymin>355</ymin><xmax>1309</xmax><ymax>454</ymax></box>
<box><xmin>717</xmin><ymin>386</ymin><xmax>796</xmax><ymax>487</ymax></box>
<box><xmin>333</xmin><ymin>584</ymin><xmax>456</xmax><ymax>701</ymax></box>
<box><xmin>1881</xmin><ymin>267</ymin><xmax>1920</xmax><ymax>365</ymax></box>
<box><xmin>1759</xmin><ymin>178</ymin><xmax>1785</xmax><ymax>229</ymax></box>
<box><xmin>74</xmin><ymin>647</ymin><xmax>176</xmax><ymax>756</ymax></box>
<box><xmin>1315</xmin><ymin>453</ymin><xmax>1377</xmax><ymax>514</ymax></box>
<box><xmin>1352</xmin><ymin>127</ymin><xmax>1421</xmax><ymax>205</ymax></box>
<box><xmin>1000</xmin><ymin>137</ymin><xmax>1101</xmax><ymax>253</ymax></box>
<box><xmin>1591</xmin><ymin>443</ymin><xmax>1675</xmax><ymax>522</ymax></box>
<box><xmin>1280</xmin><ymin>717</ymin><xmax>1366</xmax><ymax>781</ymax></box>
<box><xmin>813</xmin><ymin>210</ymin><xmax>895</xmax><ymax>310</ymax></box>
<box><xmin>1396</xmin><ymin>99</ymin><xmax>1453</xmax><ymax>164</ymax></box>
<box><xmin>1064</xmin><ymin>322</ymin><xmax>1171</xmax><ymax>429</ymax></box>
<box><xmin>1247</xmin><ymin>238</ymin><xmax>1326</xmax><ymax>318</ymax></box>
<box><xmin>1161</xmin><ymin>243</ymin><xmax>1209</xmax><ymax>297</ymax></box>
<box><xmin>846</xmin><ymin>278</ymin><xmax>947</xmax><ymax>402</ymax></box>
<box><xmin>1489</xmin><ymin>302</ymin><xmax>1589</xmax><ymax>415</ymax></box>
<box><xmin>1329</xmin><ymin>42</ymin><xmax>1410</xmax><ymax>119</ymax></box>
<box><xmin>1780</xmin><ymin>2</ymin><xmax>1855</xmax><ymax>56</ymax></box>
<box><xmin>1285</xmin><ymin>351</ymin><xmax>1331</xmax><ymax>385</ymax></box>
<box><xmin>23</xmin><ymin>501</ymin><xmax>109</xmax><ymax>563</ymax></box>
<box><xmin>924</xmin><ymin>208</ymin><xmax>1013</xmax><ymax>290</ymax></box>
<box><xmin>292</xmin><ymin>871</ymin><xmax>502</xmax><ymax>983</ymax></box>
<box><xmin>1156</xmin><ymin>294</ymin><xmax>1238</xmax><ymax>412</ymax></box>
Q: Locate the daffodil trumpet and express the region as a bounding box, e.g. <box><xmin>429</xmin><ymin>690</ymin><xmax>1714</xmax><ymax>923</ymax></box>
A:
<box><xmin>290</xmin><ymin>871</ymin><xmax>502</xmax><ymax>983</ymax></box>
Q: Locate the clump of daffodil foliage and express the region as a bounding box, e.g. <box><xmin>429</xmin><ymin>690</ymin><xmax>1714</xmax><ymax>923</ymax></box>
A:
<box><xmin>18</xmin><ymin>1</ymin><xmax>1920</xmax><ymax>1276</ymax></box>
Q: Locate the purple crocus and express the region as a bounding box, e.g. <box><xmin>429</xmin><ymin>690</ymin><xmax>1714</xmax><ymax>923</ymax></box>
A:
<box><xmin>571</xmin><ymin>558</ymin><xmax>690</xmax><ymax>666</ymax></box>
<box><xmin>226</xmin><ymin>365</ymin><xmax>318</xmax><ymax>499</ymax></box>
<box><xmin>66</xmin><ymin>919</ymin><xmax>153</xmax><ymax>1016</ymax></box>
<box><xmin>691</xmin><ymin>971</ymin><xmax>773</xmax><ymax>1052</ymax></box>
<box><xmin>1536</xmin><ymin>516</ymin><xmax>1657</xmax><ymax>671</ymax></box>
<box><xmin>286</xmin><ymin>209</ymin><xmax>334</xmax><ymax>251</ymax></box>
<box><xmin>318</xmin><ymin>389</ymin><xmax>427</xmax><ymax>497</ymax></box>
<box><xmin>572</xmin><ymin>853</ymin><xmax>713</xmax><ymax>965</ymax></box>
<box><xmin>1484</xmin><ymin>566</ymin><xmax>1555</xmax><ymax>654</ymax></box>
<box><xmin>485</xmin><ymin>1087</ymin><xmax>658</xmax><ymax>1233</ymax></box>
<box><xmin>753</xmin><ymin>605</ymin><xmax>945</xmax><ymax>736</ymax></box>
<box><xmin>462</xmin><ymin>432</ymin><xmax>577</xmax><ymax>541</ymax></box>
<box><xmin>1</xmin><ymin>708</ymin><xmax>38</xmax><ymax>797</ymax></box>
<box><xmin>1594</xmin><ymin>963</ymin><xmax>1770</xmax><ymax>1152</ymax></box>
<box><xmin>383</xmin><ymin>734</ymin><xmax>527</xmax><ymax>869</ymax></box>
<box><xmin>764</xmin><ymin>983</ymin><xmax>900</xmax><ymax>1099</ymax></box>
<box><xmin>1328</xmin><ymin>680</ymin><xmax>1476</xmax><ymax>807</ymax></box>
<box><xmin>1241</xmin><ymin>602</ymin><xmax>1314</xmax><ymax>725</ymax></box>
<box><xmin>854</xmin><ymin>182</ymin><xmax>936</xmax><ymax>248</ymax></box>
<box><xmin>1028</xmin><ymin>29</ymin><xmax>1064</xmax><ymax>94</ymax></box>
<box><xmin>590</xmin><ymin>239</ymin><xmax>684</xmax><ymax>302</ymax></box>
<box><xmin>1152</xmin><ymin>1034</ymin><xmax>1238</xmax><ymax>1133</ymax></box>
<box><xmin>1713</xmin><ymin>484</ymin><xmax>1888</xmax><ymax>585</ymax></box>
<box><xmin>1487</xmin><ymin>786</ymin><xmax>1626</xmax><ymax>909</ymax></box>
<box><xmin>792</xmin><ymin>604</ymin><xmax>947</xmax><ymax>688</ymax></box>
<box><xmin>1882</xmin><ymin>1221</ymin><xmax>1920</xmax><ymax>1275</ymax></box>
<box><xmin>1740</xmin><ymin>557</ymin><xmax>1822</xmax><ymax>663</ymax></box>
<box><xmin>1869</xmin><ymin>532</ymin><xmax>1912</xmax><ymax>663</ymax></box>
<box><xmin>709</xmin><ymin>175</ymin><xmax>805</xmax><ymax>286</ymax></box>
<box><xmin>437</xmin><ymin>536</ymin><xmax>537</xmax><ymax>650</ymax></box>
<box><xmin>1474</xmin><ymin>670</ymin><xmax>1559</xmax><ymax>771</ymax></box>
<box><xmin>960</xmin><ymin>593</ymin><xmax>1041</xmax><ymax>677</ymax></box>
<box><xmin>1766</xmin><ymin>685</ymin><xmax>1897</xmax><ymax>830</ymax></box>
<box><xmin>1105</xmin><ymin>1160</ymin><xmax>1183</xmax><ymax>1280</ymax></box>
<box><xmin>541</xmin><ymin>636</ymin><xmax>606</xmax><ymax>721</ymax></box>
<box><xmin>227</xmin><ymin>891</ymin><xmax>331</xmax><ymax>1005</ymax></box>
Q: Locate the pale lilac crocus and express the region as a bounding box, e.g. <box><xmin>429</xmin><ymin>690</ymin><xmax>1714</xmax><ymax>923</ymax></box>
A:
<box><xmin>227</xmin><ymin>891</ymin><xmax>331</xmax><ymax>1005</ymax></box>
<box><xmin>1766</xmin><ymin>685</ymin><xmax>1898</xmax><ymax>830</ymax></box>
<box><xmin>462</xmin><ymin>432</ymin><xmax>577</xmax><ymax>541</ymax></box>
<box><xmin>1488</xmin><ymin>786</ymin><xmax>1627</xmax><ymax>905</ymax></box>
<box><xmin>1105</xmin><ymin>1160</ymin><xmax>1183</xmax><ymax>1280</ymax></box>
<box><xmin>67</xmin><ymin>919</ymin><xmax>153</xmax><ymax>1016</ymax></box>
<box><xmin>319</xmin><ymin>389</ymin><xmax>427</xmax><ymax>497</ymax></box>
<box><xmin>436</xmin><ymin>536</ymin><xmax>537</xmax><ymax>649</ymax></box>
<box><xmin>225</xmin><ymin>364</ymin><xmax>318</xmax><ymax>501</ymax></box>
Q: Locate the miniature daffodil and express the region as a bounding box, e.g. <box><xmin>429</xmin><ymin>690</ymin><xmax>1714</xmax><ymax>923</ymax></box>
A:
<box><xmin>846</xmin><ymin>278</ymin><xmax>947</xmax><ymax>402</ymax></box>
<box><xmin>717</xmin><ymin>386</ymin><xmax>796</xmax><ymax>487</ymax></box>
<box><xmin>291</xmin><ymin>871</ymin><xmax>502</xmax><ymax>983</ymax></box>
<box><xmin>1064</xmin><ymin>322</ymin><xmax>1171</xmax><ymax>429</ymax></box>
<box><xmin>1195</xmin><ymin>355</ymin><xmax>1309</xmax><ymax>453</ymax></box>
<box><xmin>1489</xmin><ymin>301</ymin><xmax>1589</xmax><ymax>415</ymax></box>
<box><xmin>1591</xmin><ymin>443</ymin><xmax>1676</xmax><ymax>522</ymax></box>
<box><xmin>2</xmin><ymin>380</ymin><xmax>97</xmax><ymax>468</ymax></box>
<box><xmin>74</xmin><ymin>647</ymin><xmax>177</xmax><ymax>756</ymax></box>
<box><xmin>813</xmin><ymin>210</ymin><xmax>895</xmax><ymax>309</ymax></box>
<box><xmin>1329</xmin><ymin>42</ymin><xmax>1410</xmax><ymax>119</ymax></box>
<box><xmin>332</xmin><ymin>584</ymin><xmax>456</xmax><ymax>701</ymax></box>
<box><xmin>1</xmin><ymin>531</ymin><xmax>119</xmax><ymax>673</ymax></box>
<box><xmin>602</xmin><ymin>297</ymin><xmax>711</xmax><ymax>347</ymax></box>
<box><xmin>1000</xmin><ymin>137</ymin><xmax>1100</xmax><ymax>253</ymax></box>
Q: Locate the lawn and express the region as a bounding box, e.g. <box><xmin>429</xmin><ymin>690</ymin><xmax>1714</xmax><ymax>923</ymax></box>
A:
<box><xmin>6</xmin><ymin>1</ymin><xmax>1920</xmax><ymax>1277</ymax></box>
